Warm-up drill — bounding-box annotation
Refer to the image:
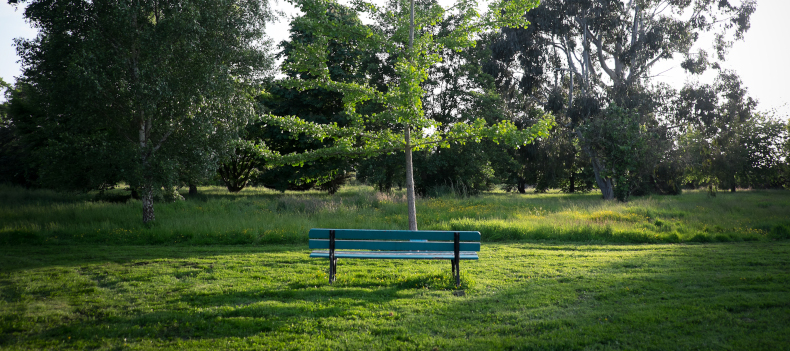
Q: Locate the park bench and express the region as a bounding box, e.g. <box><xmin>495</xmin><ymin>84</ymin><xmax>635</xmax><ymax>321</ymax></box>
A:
<box><xmin>308</xmin><ymin>228</ymin><xmax>481</xmax><ymax>286</ymax></box>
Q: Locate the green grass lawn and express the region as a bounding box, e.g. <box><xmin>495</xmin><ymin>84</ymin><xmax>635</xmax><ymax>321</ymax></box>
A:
<box><xmin>1</xmin><ymin>243</ymin><xmax>789</xmax><ymax>350</ymax></box>
<box><xmin>1</xmin><ymin>185</ymin><xmax>789</xmax><ymax>349</ymax></box>
<box><xmin>2</xmin><ymin>184</ymin><xmax>789</xmax><ymax>245</ymax></box>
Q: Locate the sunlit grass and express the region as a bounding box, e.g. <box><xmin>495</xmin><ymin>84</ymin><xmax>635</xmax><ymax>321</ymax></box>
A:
<box><xmin>1</xmin><ymin>184</ymin><xmax>789</xmax><ymax>245</ymax></box>
<box><xmin>2</xmin><ymin>184</ymin><xmax>789</xmax><ymax>348</ymax></box>
<box><xmin>1</xmin><ymin>242</ymin><xmax>788</xmax><ymax>349</ymax></box>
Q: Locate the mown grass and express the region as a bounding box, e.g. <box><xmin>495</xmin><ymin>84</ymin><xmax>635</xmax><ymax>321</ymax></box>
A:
<box><xmin>1</xmin><ymin>242</ymin><xmax>789</xmax><ymax>349</ymax></box>
<box><xmin>1</xmin><ymin>184</ymin><xmax>789</xmax><ymax>245</ymax></box>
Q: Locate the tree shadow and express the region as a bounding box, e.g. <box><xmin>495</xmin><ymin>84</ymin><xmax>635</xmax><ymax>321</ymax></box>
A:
<box><xmin>2</xmin><ymin>243</ymin><xmax>789</xmax><ymax>349</ymax></box>
<box><xmin>0</xmin><ymin>245</ymin><xmax>306</xmax><ymax>273</ymax></box>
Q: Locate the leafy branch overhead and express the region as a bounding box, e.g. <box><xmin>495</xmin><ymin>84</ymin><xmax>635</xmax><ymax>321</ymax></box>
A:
<box><xmin>259</xmin><ymin>0</ymin><xmax>553</xmax><ymax>167</ymax></box>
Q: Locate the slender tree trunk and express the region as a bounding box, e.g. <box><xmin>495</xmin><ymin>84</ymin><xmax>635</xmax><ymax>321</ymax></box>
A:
<box><xmin>403</xmin><ymin>0</ymin><xmax>418</xmax><ymax>231</ymax></box>
<box><xmin>139</xmin><ymin>110</ymin><xmax>156</xmax><ymax>223</ymax></box>
<box><xmin>569</xmin><ymin>171</ymin><xmax>575</xmax><ymax>193</ymax></box>
<box><xmin>567</xmin><ymin>151</ymin><xmax>575</xmax><ymax>193</ymax></box>
<box><xmin>130</xmin><ymin>16</ymin><xmax>155</xmax><ymax>223</ymax></box>
<box><xmin>405</xmin><ymin>127</ymin><xmax>418</xmax><ymax>231</ymax></box>
<box><xmin>141</xmin><ymin>184</ymin><xmax>155</xmax><ymax>223</ymax></box>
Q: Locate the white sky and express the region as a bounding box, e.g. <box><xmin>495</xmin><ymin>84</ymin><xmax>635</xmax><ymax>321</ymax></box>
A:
<box><xmin>2</xmin><ymin>0</ymin><xmax>788</xmax><ymax>120</ymax></box>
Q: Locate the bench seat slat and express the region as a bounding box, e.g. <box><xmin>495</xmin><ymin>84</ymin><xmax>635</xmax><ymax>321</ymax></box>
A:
<box><xmin>310</xmin><ymin>250</ymin><xmax>479</xmax><ymax>260</ymax></box>
<box><xmin>309</xmin><ymin>239</ymin><xmax>480</xmax><ymax>252</ymax></box>
<box><xmin>309</xmin><ymin>228</ymin><xmax>481</xmax><ymax>241</ymax></box>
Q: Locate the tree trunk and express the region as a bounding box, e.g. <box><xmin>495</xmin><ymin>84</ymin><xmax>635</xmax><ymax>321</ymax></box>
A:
<box><xmin>569</xmin><ymin>171</ymin><xmax>575</xmax><ymax>193</ymax></box>
<box><xmin>517</xmin><ymin>179</ymin><xmax>526</xmax><ymax>194</ymax></box>
<box><xmin>576</xmin><ymin>130</ymin><xmax>615</xmax><ymax>200</ymax></box>
<box><xmin>598</xmin><ymin>177</ymin><xmax>615</xmax><ymax>200</ymax></box>
<box><xmin>405</xmin><ymin>127</ymin><xmax>418</xmax><ymax>231</ymax></box>
<box><xmin>218</xmin><ymin>156</ymin><xmax>253</xmax><ymax>193</ymax></box>
<box><xmin>590</xmin><ymin>155</ymin><xmax>614</xmax><ymax>200</ymax></box>
<box><xmin>141</xmin><ymin>184</ymin><xmax>155</xmax><ymax>223</ymax></box>
<box><xmin>403</xmin><ymin>0</ymin><xmax>417</xmax><ymax>231</ymax></box>
<box><xmin>590</xmin><ymin>159</ymin><xmax>615</xmax><ymax>200</ymax></box>
<box><xmin>567</xmin><ymin>153</ymin><xmax>575</xmax><ymax>193</ymax></box>
<box><xmin>189</xmin><ymin>183</ymin><xmax>198</xmax><ymax>196</ymax></box>
<box><xmin>139</xmin><ymin>109</ymin><xmax>157</xmax><ymax>223</ymax></box>
<box><xmin>730</xmin><ymin>183</ymin><xmax>736</xmax><ymax>192</ymax></box>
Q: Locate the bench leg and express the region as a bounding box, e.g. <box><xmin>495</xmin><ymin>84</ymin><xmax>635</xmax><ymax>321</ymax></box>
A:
<box><xmin>453</xmin><ymin>232</ymin><xmax>461</xmax><ymax>287</ymax></box>
<box><xmin>329</xmin><ymin>258</ymin><xmax>337</xmax><ymax>284</ymax></box>
<box><xmin>454</xmin><ymin>260</ymin><xmax>460</xmax><ymax>287</ymax></box>
<box><xmin>450</xmin><ymin>259</ymin><xmax>460</xmax><ymax>287</ymax></box>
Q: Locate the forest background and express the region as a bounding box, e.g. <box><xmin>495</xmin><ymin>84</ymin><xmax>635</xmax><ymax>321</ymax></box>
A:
<box><xmin>0</xmin><ymin>0</ymin><xmax>788</xmax><ymax>223</ymax></box>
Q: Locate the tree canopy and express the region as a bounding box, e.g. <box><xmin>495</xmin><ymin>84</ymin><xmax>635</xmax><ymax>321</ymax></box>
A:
<box><xmin>486</xmin><ymin>0</ymin><xmax>757</xmax><ymax>200</ymax></box>
<box><xmin>11</xmin><ymin>0</ymin><xmax>275</xmax><ymax>223</ymax></box>
<box><xmin>258</xmin><ymin>0</ymin><xmax>554</xmax><ymax>229</ymax></box>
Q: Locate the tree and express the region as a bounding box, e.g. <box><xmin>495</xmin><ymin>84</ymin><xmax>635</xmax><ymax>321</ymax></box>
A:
<box><xmin>260</xmin><ymin>0</ymin><xmax>554</xmax><ymax>230</ymax></box>
<box><xmin>676</xmin><ymin>71</ymin><xmax>786</xmax><ymax>191</ymax></box>
<box><xmin>782</xmin><ymin>120</ymin><xmax>790</xmax><ymax>189</ymax></box>
<box><xmin>0</xmin><ymin>79</ymin><xmax>34</xmax><ymax>186</ymax></box>
<box><xmin>414</xmin><ymin>12</ymin><xmax>530</xmax><ymax>197</ymax></box>
<box><xmin>12</xmin><ymin>0</ymin><xmax>274</xmax><ymax>223</ymax></box>
<box><xmin>0</xmin><ymin>81</ymin><xmax>44</xmax><ymax>187</ymax></box>
<box><xmin>487</xmin><ymin>0</ymin><xmax>756</xmax><ymax>199</ymax></box>
<box><xmin>254</xmin><ymin>6</ymin><xmax>372</xmax><ymax>193</ymax></box>
<box><xmin>579</xmin><ymin>104</ymin><xmax>670</xmax><ymax>201</ymax></box>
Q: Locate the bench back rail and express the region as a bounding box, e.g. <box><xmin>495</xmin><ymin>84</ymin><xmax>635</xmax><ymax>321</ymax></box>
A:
<box><xmin>309</xmin><ymin>228</ymin><xmax>481</xmax><ymax>241</ymax></box>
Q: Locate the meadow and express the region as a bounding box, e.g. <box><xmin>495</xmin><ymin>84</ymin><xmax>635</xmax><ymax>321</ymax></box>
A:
<box><xmin>1</xmin><ymin>185</ymin><xmax>790</xmax><ymax>349</ymax></box>
<box><xmin>1</xmin><ymin>184</ymin><xmax>789</xmax><ymax>245</ymax></box>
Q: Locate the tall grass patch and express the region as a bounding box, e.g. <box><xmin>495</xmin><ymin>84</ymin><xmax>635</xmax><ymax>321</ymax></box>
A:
<box><xmin>1</xmin><ymin>185</ymin><xmax>789</xmax><ymax>245</ymax></box>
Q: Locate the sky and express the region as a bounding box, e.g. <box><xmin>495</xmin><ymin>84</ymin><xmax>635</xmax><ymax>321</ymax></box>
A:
<box><xmin>1</xmin><ymin>0</ymin><xmax>788</xmax><ymax>120</ymax></box>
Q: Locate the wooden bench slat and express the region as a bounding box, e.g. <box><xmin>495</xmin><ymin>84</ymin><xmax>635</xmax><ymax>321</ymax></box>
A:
<box><xmin>310</xmin><ymin>250</ymin><xmax>479</xmax><ymax>260</ymax></box>
<box><xmin>309</xmin><ymin>239</ymin><xmax>481</xmax><ymax>252</ymax></box>
<box><xmin>309</xmin><ymin>228</ymin><xmax>481</xmax><ymax>241</ymax></box>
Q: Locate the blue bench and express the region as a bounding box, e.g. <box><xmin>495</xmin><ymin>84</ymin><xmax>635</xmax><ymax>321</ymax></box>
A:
<box><xmin>308</xmin><ymin>228</ymin><xmax>481</xmax><ymax>286</ymax></box>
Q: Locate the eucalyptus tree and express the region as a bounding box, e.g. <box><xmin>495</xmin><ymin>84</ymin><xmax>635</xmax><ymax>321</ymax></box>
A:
<box><xmin>12</xmin><ymin>0</ymin><xmax>274</xmax><ymax>223</ymax></box>
<box><xmin>489</xmin><ymin>0</ymin><xmax>755</xmax><ymax>199</ymax></box>
<box><xmin>676</xmin><ymin>71</ymin><xmax>785</xmax><ymax>192</ymax></box>
<box><xmin>261</xmin><ymin>0</ymin><xmax>553</xmax><ymax>230</ymax></box>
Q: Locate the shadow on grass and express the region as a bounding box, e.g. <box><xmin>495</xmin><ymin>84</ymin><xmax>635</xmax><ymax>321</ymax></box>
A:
<box><xmin>2</xmin><ymin>243</ymin><xmax>790</xmax><ymax>349</ymax></box>
<box><xmin>0</xmin><ymin>245</ymin><xmax>306</xmax><ymax>273</ymax></box>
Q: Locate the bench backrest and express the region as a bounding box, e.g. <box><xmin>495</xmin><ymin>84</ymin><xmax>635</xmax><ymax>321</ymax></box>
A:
<box><xmin>308</xmin><ymin>228</ymin><xmax>481</xmax><ymax>252</ymax></box>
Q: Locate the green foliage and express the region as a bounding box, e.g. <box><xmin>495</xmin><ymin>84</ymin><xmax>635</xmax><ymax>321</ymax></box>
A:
<box><xmin>676</xmin><ymin>71</ymin><xmax>787</xmax><ymax>191</ymax></box>
<box><xmin>0</xmin><ymin>82</ymin><xmax>37</xmax><ymax>187</ymax></box>
<box><xmin>486</xmin><ymin>0</ymin><xmax>757</xmax><ymax>199</ymax></box>
<box><xmin>12</xmin><ymin>0</ymin><xmax>274</xmax><ymax>222</ymax></box>
<box><xmin>579</xmin><ymin>105</ymin><xmax>669</xmax><ymax>201</ymax></box>
<box><xmin>413</xmin><ymin>141</ymin><xmax>499</xmax><ymax>197</ymax></box>
<box><xmin>254</xmin><ymin>6</ymin><xmax>366</xmax><ymax>191</ymax></box>
<box><xmin>355</xmin><ymin>152</ymin><xmax>406</xmax><ymax>192</ymax></box>
<box><xmin>257</xmin><ymin>0</ymin><xmax>553</xmax><ymax>167</ymax></box>
<box><xmin>1</xmin><ymin>242</ymin><xmax>789</xmax><ymax>349</ymax></box>
<box><xmin>217</xmin><ymin>139</ymin><xmax>262</xmax><ymax>193</ymax></box>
